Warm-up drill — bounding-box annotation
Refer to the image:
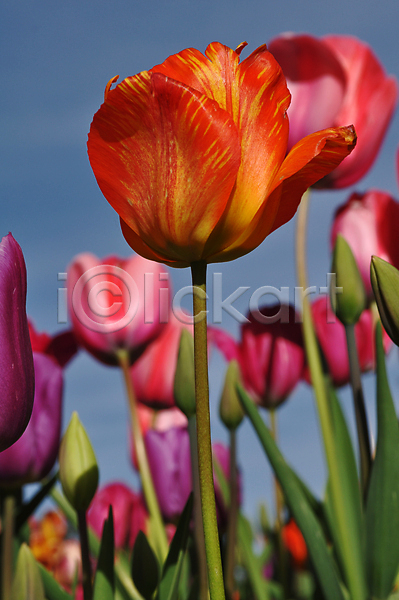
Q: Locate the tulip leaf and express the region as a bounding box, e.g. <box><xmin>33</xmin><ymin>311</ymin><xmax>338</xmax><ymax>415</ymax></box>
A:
<box><xmin>157</xmin><ymin>493</ymin><xmax>193</xmax><ymax>600</ymax></box>
<box><xmin>365</xmin><ymin>323</ymin><xmax>399</xmax><ymax>598</ymax></box>
<box><xmin>15</xmin><ymin>472</ymin><xmax>58</xmax><ymax>532</ymax></box>
<box><xmin>93</xmin><ymin>505</ymin><xmax>115</xmax><ymax>600</ymax></box>
<box><xmin>131</xmin><ymin>530</ymin><xmax>160</xmax><ymax>600</ymax></box>
<box><xmin>12</xmin><ymin>544</ymin><xmax>46</xmax><ymax>600</ymax></box>
<box><xmin>237</xmin><ymin>384</ymin><xmax>345</xmax><ymax>600</ymax></box>
<box><xmin>322</xmin><ymin>384</ymin><xmax>364</xmax><ymax>585</ymax></box>
<box><xmin>37</xmin><ymin>562</ymin><xmax>72</xmax><ymax>600</ymax></box>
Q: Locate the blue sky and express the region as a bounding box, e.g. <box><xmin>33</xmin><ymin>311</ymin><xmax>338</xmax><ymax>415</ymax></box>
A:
<box><xmin>2</xmin><ymin>0</ymin><xmax>399</xmax><ymax>518</ymax></box>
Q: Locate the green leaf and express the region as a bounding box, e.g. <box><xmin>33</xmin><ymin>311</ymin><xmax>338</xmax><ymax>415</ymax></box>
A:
<box><xmin>323</xmin><ymin>384</ymin><xmax>364</xmax><ymax>584</ymax></box>
<box><xmin>12</xmin><ymin>544</ymin><xmax>46</xmax><ymax>600</ymax></box>
<box><xmin>93</xmin><ymin>505</ymin><xmax>115</xmax><ymax>600</ymax></box>
<box><xmin>15</xmin><ymin>472</ymin><xmax>58</xmax><ymax>532</ymax></box>
<box><xmin>237</xmin><ymin>384</ymin><xmax>345</xmax><ymax>600</ymax></box>
<box><xmin>157</xmin><ymin>493</ymin><xmax>193</xmax><ymax>600</ymax></box>
<box><xmin>365</xmin><ymin>323</ymin><xmax>399</xmax><ymax>598</ymax></box>
<box><xmin>38</xmin><ymin>563</ymin><xmax>72</xmax><ymax>600</ymax></box>
<box><xmin>131</xmin><ymin>531</ymin><xmax>160</xmax><ymax>600</ymax></box>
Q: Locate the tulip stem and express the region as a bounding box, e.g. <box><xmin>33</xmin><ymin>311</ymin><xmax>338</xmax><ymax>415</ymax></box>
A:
<box><xmin>77</xmin><ymin>509</ymin><xmax>93</xmax><ymax>600</ymax></box>
<box><xmin>296</xmin><ymin>192</ymin><xmax>366</xmax><ymax>600</ymax></box>
<box><xmin>188</xmin><ymin>415</ymin><xmax>209</xmax><ymax>600</ymax></box>
<box><xmin>191</xmin><ymin>260</ymin><xmax>225</xmax><ymax>600</ymax></box>
<box><xmin>225</xmin><ymin>429</ymin><xmax>238</xmax><ymax>600</ymax></box>
<box><xmin>117</xmin><ymin>349</ymin><xmax>168</xmax><ymax>561</ymax></box>
<box><xmin>345</xmin><ymin>323</ymin><xmax>372</xmax><ymax>497</ymax></box>
<box><xmin>1</xmin><ymin>495</ymin><xmax>15</xmax><ymax>600</ymax></box>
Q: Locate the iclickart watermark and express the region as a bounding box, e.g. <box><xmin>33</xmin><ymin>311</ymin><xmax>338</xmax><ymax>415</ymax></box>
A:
<box><xmin>57</xmin><ymin>268</ymin><xmax>343</xmax><ymax>332</ymax></box>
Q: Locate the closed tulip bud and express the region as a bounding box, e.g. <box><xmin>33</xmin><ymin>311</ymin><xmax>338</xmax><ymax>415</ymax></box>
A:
<box><xmin>59</xmin><ymin>412</ymin><xmax>99</xmax><ymax>512</ymax></box>
<box><xmin>0</xmin><ymin>233</ymin><xmax>35</xmax><ymax>451</ymax></box>
<box><xmin>11</xmin><ymin>543</ymin><xmax>46</xmax><ymax>600</ymax></box>
<box><xmin>331</xmin><ymin>234</ymin><xmax>366</xmax><ymax>325</ymax></box>
<box><xmin>219</xmin><ymin>360</ymin><xmax>244</xmax><ymax>430</ymax></box>
<box><xmin>174</xmin><ymin>329</ymin><xmax>196</xmax><ymax>418</ymax></box>
<box><xmin>370</xmin><ymin>256</ymin><xmax>399</xmax><ymax>346</ymax></box>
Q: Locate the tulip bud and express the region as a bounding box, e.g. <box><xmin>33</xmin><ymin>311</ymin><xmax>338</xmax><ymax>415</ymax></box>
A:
<box><xmin>59</xmin><ymin>412</ymin><xmax>99</xmax><ymax>512</ymax></box>
<box><xmin>370</xmin><ymin>256</ymin><xmax>399</xmax><ymax>346</ymax></box>
<box><xmin>219</xmin><ymin>360</ymin><xmax>244</xmax><ymax>430</ymax></box>
<box><xmin>331</xmin><ymin>234</ymin><xmax>366</xmax><ymax>325</ymax></box>
<box><xmin>173</xmin><ymin>329</ymin><xmax>196</xmax><ymax>418</ymax></box>
<box><xmin>11</xmin><ymin>543</ymin><xmax>46</xmax><ymax>600</ymax></box>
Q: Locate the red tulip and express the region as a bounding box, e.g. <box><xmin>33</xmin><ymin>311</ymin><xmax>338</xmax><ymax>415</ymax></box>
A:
<box><xmin>130</xmin><ymin>310</ymin><xmax>192</xmax><ymax>409</ymax></box>
<box><xmin>87</xmin><ymin>482</ymin><xmax>148</xmax><ymax>549</ymax></box>
<box><xmin>269</xmin><ymin>34</ymin><xmax>398</xmax><ymax>188</ymax></box>
<box><xmin>28</xmin><ymin>320</ymin><xmax>78</xmax><ymax>367</ymax></box>
<box><xmin>0</xmin><ymin>352</ymin><xmax>63</xmax><ymax>486</ymax></box>
<box><xmin>88</xmin><ymin>42</ymin><xmax>356</xmax><ymax>267</ymax></box>
<box><xmin>67</xmin><ymin>252</ymin><xmax>171</xmax><ymax>365</ymax></box>
<box><xmin>308</xmin><ymin>296</ymin><xmax>391</xmax><ymax>387</ymax></box>
<box><xmin>211</xmin><ymin>305</ymin><xmax>305</xmax><ymax>408</ymax></box>
<box><xmin>331</xmin><ymin>190</ymin><xmax>399</xmax><ymax>299</ymax></box>
<box><xmin>0</xmin><ymin>233</ymin><xmax>35</xmax><ymax>452</ymax></box>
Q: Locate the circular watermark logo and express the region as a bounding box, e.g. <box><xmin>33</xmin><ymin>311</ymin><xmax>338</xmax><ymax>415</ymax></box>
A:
<box><xmin>71</xmin><ymin>265</ymin><xmax>139</xmax><ymax>333</ymax></box>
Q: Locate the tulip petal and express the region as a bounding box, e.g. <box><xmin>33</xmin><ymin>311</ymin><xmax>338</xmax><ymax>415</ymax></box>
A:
<box><xmin>88</xmin><ymin>71</ymin><xmax>241</xmax><ymax>265</ymax></box>
<box><xmin>269</xmin><ymin>126</ymin><xmax>357</xmax><ymax>233</ymax></box>
<box><xmin>152</xmin><ymin>43</ymin><xmax>291</xmax><ymax>254</ymax></box>
<box><xmin>322</xmin><ymin>36</ymin><xmax>398</xmax><ymax>188</ymax></box>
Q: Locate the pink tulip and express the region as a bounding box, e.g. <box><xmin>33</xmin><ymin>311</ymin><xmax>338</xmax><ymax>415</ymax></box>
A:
<box><xmin>87</xmin><ymin>482</ymin><xmax>148</xmax><ymax>549</ymax></box>
<box><xmin>268</xmin><ymin>34</ymin><xmax>398</xmax><ymax>188</ymax></box>
<box><xmin>67</xmin><ymin>253</ymin><xmax>171</xmax><ymax>365</ymax></box>
<box><xmin>0</xmin><ymin>233</ymin><xmax>35</xmax><ymax>452</ymax></box>
<box><xmin>211</xmin><ymin>305</ymin><xmax>305</xmax><ymax>409</ymax></box>
<box><xmin>0</xmin><ymin>352</ymin><xmax>63</xmax><ymax>486</ymax></box>
<box><xmin>130</xmin><ymin>310</ymin><xmax>192</xmax><ymax>409</ymax></box>
<box><xmin>307</xmin><ymin>296</ymin><xmax>391</xmax><ymax>387</ymax></box>
<box><xmin>331</xmin><ymin>190</ymin><xmax>399</xmax><ymax>299</ymax></box>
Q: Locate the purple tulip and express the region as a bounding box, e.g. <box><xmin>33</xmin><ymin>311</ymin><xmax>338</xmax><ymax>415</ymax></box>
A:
<box><xmin>0</xmin><ymin>233</ymin><xmax>35</xmax><ymax>452</ymax></box>
<box><xmin>145</xmin><ymin>426</ymin><xmax>192</xmax><ymax>522</ymax></box>
<box><xmin>0</xmin><ymin>352</ymin><xmax>63</xmax><ymax>486</ymax></box>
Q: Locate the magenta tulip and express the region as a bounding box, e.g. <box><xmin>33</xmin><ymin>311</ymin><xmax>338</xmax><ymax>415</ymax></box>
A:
<box><xmin>211</xmin><ymin>305</ymin><xmax>305</xmax><ymax>409</ymax></box>
<box><xmin>67</xmin><ymin>253</ymin><xmax>171</xmax><ymax>366</ymax></box>
<box><xmin>0</xmin><ymin>352</ymin><xmax>63</xmax><ymax>486</ymax></box>
<box><xmin>0</xmin><ymin>233</ymin><xmax>35</xmax><ymax>452</ymax></box>
<box><xmin>331</xmin><ymin>190</ymin><xmax>399</xmax><ymax>299</ymax></box>
<box><xmin>307</xmin><ymin>297</ymin><xmax>391</xmax><ymax>387</ymax></box>
<box><xmin>269</xmin><ymin>34</ymin><xmax>398</xmax><ymax>188</ymax></box>
<box><xmin>87</xmin><ymin>482</ymin><xmax>148</xmax><ymax>549</ymax></box>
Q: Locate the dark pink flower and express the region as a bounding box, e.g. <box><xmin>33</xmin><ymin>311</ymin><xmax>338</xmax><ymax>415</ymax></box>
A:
<box><xmin>307</xmin><ymin>296</ymin><xmax>391</xmax><ymax>387</ymax></box>
<box><xmin>0</xmin><ymin>233</ymin><xmax>35</xmax><ymax>451</ymax></box>
<box><xmin>331</xmin><ymin>190</ymin><xmax>399</xmax><ymax>299</ymax></box>
<box><xmin>67</xmin><ymin>253</ymin><xmax>171</xmax><ymax>366</ymax></box>
<box><xmin>0</xmin><ymin>352</ymin><xmax>63</xmax><ymax>486</ymax></box>
<box><xmin>87</xmin><ymin>482</ymin><xmax>148</xmax><ymax>549</ymax></box>
<box><xmin>28</xmin><ymin>321</ymin><xmax>78</xmax><ymax>368</ymax></box>
<box><xmin>269</xmin><ymin>34</ymin><xmax>398</xmax><ymax>188</ymax></box>
<box><xmin>211</xmin><ymin>305</ymin><xmax>305</xmax><ymax>408</ymax></box>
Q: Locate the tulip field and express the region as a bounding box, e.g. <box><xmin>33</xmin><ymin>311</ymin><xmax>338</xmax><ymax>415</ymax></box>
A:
<box><xmin>2</xmin><ymin>4</ymin><xmax>399</xmax><ymax>600</ymax></box>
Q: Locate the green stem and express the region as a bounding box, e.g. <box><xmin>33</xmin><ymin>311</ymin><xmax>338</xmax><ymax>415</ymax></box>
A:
<box><xmin>77</xmin><ymin>509</ymin><xmax>93</xmax><ymax>600</ymax></box>
<box><xmin>188</xmin><ymin>415</ymin><xmax>208</xmax><ymax>600</ymax></box>
<box><xmin>225</xmin><ymin>429</ymin><xmax>238</xmax><ymax>600</ymax></box>
<box><xmin>270</xmin><ymin>410</ymin><xmax>288</xmax><ymax>597</ymax></box>
<box><xmin>345</xmin><ymin>323</ymin><xmax>372</xmax><ymax>497</ymax></box>
<box><xmin>296</xmin><ymin>192</ymin><xmax>366</xmax><ymax>600</ymax></box>
<box><xmin>117</xmin><ymin>349</ymin><xmax>168</xmax><ymax>561</ymax></box>
<box><xmin>191</xmin><ymin>261</ymin><xmax>225</xmax><ymax>600</ymax></box>
<box><xmin>1</xmin><ymin>495</ymin><xmax>15</xmax><ymax>600</ymax></box>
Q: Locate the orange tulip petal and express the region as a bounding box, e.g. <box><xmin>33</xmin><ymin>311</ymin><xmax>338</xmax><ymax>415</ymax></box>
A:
<box><xmin>209</xmin><ymin>125</ymin><xmax>356</xmax><ymax>263</ymax></box>
<box><xmin>88</xmin><ymin>71</ymin><xmax>241</xmax><ymax>264</ymax></box>
<box><xmin>269</xmin><ymin>125</ymin><xmax>357</xmax><ymax>233</ymax></box>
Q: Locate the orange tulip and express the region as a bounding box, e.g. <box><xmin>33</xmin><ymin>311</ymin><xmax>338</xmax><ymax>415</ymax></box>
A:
<box><xmin>88</xmin><ymin>42</ymin><xmax>356</xmax><ymax>268</ymax></box>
